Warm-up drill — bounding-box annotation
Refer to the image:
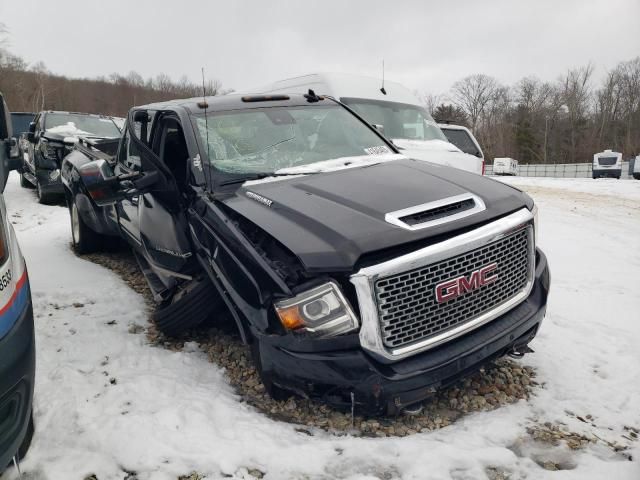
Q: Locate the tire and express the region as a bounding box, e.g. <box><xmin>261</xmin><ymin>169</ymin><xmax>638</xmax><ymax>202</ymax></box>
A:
<box><xmin>3</xmin><ymin>413</ymin><xmax>34</xmax><ymax>472</ymax></box>
<box><xmin>70</xmin><ymin>200</ymin><xmax>104</xmax><ymax>254</ymax></box>
<box><xmin>36</xmin><ymin>180</ymin><xmax>56</xmax><ymax>204</ymax></box>
<box><xmin>17</xmin><ymin>413</ymin><xmax>34</xmax><ymax>461</ymax></box>
<box><xmin>20</xmin><ymin>173</ymin><xmax>34</xmax><ymax>189</ymax></box>
<box><xmin>152</xmin><ymin>276</ymin><xmax>221</xmax><ymax>336</ymax></box>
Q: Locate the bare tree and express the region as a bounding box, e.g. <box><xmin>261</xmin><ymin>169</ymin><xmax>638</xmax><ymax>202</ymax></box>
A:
<box><xmin>451</xmin><ymin>74</ymin><xmax>501</xmax><ymax>130</ymax></box>
<box><xmin>618</xmin><ymin>57</ymin><xmax>640</xmax><ymax>152</ymax></box>
<box><xmin>559</xmin><ymin>63</ymin><xmax>594</xmax><ymax>162</ymax></box>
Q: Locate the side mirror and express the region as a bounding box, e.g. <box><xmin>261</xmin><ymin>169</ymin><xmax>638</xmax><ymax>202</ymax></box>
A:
<box><xmin>28</xmin><ymin>122</ymin><xmax>36</xmax><ymax>133</ymax></box>
<box><xmin>79</xmin><ymin>160</ymin><xmax>126</xmax><ymax>207</ymax></box>
<box><xmin>79</xmin><ymin>159</ymin><xmax>156</xmax><ymax>207</ymax></box>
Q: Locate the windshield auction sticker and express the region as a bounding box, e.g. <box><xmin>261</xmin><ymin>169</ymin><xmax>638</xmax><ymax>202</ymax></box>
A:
<box><xmin>364</xmin><ymin>146</ymin><xmax>391</xmax><ymax>155</ymax></box>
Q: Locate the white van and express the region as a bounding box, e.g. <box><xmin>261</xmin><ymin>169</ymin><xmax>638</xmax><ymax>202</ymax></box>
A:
<box><xmin>438</xmin><ymin>123</ymin><xmax>484</xmax><ymax>172</ymax></box>
<box><xmin>493</xmin><ymin>157</ymin><xmax>519</xmax><ymax>176</ymax></box>
<box><xmin>632</xmin><ymin>154</ymin><xmax>640</xmax><ymax>180</ymax></box>
<box><xmin>592</xmin><ymin>149</ymin><xmax>622</xmax><ymax>179</ymax></box>
<box><xmin>247</xmin><ymin>73</ymin><xmax>484</xmax><ymax>175</ymax></box>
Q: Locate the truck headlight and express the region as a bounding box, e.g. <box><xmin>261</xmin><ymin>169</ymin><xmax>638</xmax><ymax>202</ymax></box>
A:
<box><xmin>274</xmin><ymin>281</ymin><xmax>359</xmax><ymax>338</ymax></box>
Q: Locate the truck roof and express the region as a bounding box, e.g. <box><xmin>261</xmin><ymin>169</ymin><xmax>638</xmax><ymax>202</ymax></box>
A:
<box><xmin>138</xmin><ymin>92</ymin><xmax>346</xmax><ymax>114</ymax></box>
<box><xmin>41</xmin><ymin>110</ymin><xmax>114</xmax><ymax>119</ymax></box>
<box><xmin>244</xmin><ymin>72</ymin><xmax>423</xmax><ymax>106</ymax></box>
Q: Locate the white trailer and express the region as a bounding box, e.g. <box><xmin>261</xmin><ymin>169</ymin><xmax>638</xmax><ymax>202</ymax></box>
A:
<box><xmin>592</xmin><ymin>149</ymin><xmax>622</xmax><ymax>179</ymax></box>
<box><xmin>493</xmin><ymin>157</ymin><xmax>519</xmax><ymax>176</ymax></box>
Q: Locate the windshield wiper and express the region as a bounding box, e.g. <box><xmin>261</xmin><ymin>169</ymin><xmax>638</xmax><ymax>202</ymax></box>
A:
<box><xmin>219</xmin><ymin>171</ymin><xmax>314</xmax><ymax>186</ymax></box>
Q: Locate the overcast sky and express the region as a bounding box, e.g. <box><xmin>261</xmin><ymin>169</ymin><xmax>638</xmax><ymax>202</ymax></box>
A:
<box><xmin>1</xmin><ymin>0</ymin><xmax>639</xmax><ymax>96</ymax></box>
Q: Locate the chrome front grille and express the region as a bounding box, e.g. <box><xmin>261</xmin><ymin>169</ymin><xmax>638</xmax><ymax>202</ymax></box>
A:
<box><xmin>374</xmin><ymin>227</ymin><xmax>531</xmax><ymax>349</ymax></box>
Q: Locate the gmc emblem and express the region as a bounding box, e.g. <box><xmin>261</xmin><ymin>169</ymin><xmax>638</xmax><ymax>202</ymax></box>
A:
<box><xmin>435</xmin><ymin>263</ymin><xmax>499</xmax><ymax>303</ymax></box>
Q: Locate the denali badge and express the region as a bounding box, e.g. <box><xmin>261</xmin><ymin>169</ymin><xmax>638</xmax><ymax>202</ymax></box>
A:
<box><xmin>246</xmin><ymin>191</ymin><xmax>273</xmax><ymax>207</ymax></box>
<box><xmin>435</xmin><ymin>263</ymin><xmax>498</xmax><ymax>303</ymax></box>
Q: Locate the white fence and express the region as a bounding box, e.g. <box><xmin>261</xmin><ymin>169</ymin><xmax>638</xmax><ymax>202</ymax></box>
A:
<box><xmin>485</xmin><ymin>161</ymin><xmax>634</xmax><ymax>179</ymax></box>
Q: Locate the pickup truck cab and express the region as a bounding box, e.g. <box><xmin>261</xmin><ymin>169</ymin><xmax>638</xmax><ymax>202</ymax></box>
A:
<box><xmin>62</xmin><ymin>92</ymin><xmax>550</xmax><ymax>414</ymax></box>
<box><xmin>247</xmin><ymin>73</ymin><xmax>484</xmax><ymax>175</ymax></box>
<box><xmin>438</xmin><ymin>123</ymin><xmax>485</xmax><ymax>173</ymax></box>
<box><xmin>592</xmin><ymin>149</ymin><xmax>622</xmax><ymax>179</ymax></box>
<box><xmin>22</xmin><ymin>111</ymin><xmax>121</xmax><ymax>203</ymax></box>
<box><xmin>0</xmin><ymin>92</ymin><xmax>36</xmax><ymax>473</ymax></box>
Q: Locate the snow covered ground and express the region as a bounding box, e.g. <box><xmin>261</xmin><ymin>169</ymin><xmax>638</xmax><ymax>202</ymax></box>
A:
<box><xmin>2</xmin><ymin>173</ymin><xmax>639</xmax><ymax>480</ymax></box>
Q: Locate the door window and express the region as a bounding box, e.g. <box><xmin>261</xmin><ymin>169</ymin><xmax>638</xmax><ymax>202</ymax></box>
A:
<box><xmin>118</xmin><ymin>129</ymin><xmax>143</xmax><ymax>171</ymax></box>
<box><xmin>157</xmin><ymin>118</ymin><xmax>189</xmax><ymax>188</ymax></box>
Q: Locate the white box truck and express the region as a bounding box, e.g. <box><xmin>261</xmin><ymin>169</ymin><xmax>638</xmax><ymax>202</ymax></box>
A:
<box><xmin>493</xmin><ymin>157</ymin><xmax>519</xmax><ymax>176</ymax></box>
<box><xmin>246</xmin><ymin>73</ymin><xmax>484</xmax><ymax>175</ymax></box>
<box><xmin>592</xmin><ymin>149</ymin><xmax>622</xmax><ymax>179</ymax></box>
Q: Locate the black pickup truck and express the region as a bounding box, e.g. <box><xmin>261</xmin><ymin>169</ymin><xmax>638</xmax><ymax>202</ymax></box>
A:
<box><xmin>61</xmin><ymin>92</ymin><xmax>550</xmax><ymax>415</ymax></box>
<box><xmin>22</xmin><ymin>111</ymin><xmax>121</xmax><ymax>203</ymax></box>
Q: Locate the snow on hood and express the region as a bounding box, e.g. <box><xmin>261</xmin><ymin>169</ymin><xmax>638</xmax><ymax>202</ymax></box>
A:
<box><xmin>46</xmin><ymin>122</ymin><xmax>92</xmax><ymax>137</ymax></box>
<box><xmin>243</xmin><ymin>153</ymin><xmax>407</xmax><ymax>185</ymax></box>
<box><xmin>276</xmin><ymin>153</ymin><xmax>406</xmax><ymax>174</ymax></box>
<box><xmin>392</xmin><ymin>138</ymin><xmax>462</xmax><ymax>153</ymax></box>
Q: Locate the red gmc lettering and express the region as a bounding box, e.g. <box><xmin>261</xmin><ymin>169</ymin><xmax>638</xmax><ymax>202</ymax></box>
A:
<box><xmin>435</xmin><ymin>263</ymin><xmax>499</xmax><ymax>303</ymax></box>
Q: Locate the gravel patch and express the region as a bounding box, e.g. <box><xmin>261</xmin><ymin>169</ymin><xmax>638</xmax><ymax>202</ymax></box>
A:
<box><xmin>79</xmin><ymin>248</ymin><xmax>540</xmax><ymax>438</ymax></box>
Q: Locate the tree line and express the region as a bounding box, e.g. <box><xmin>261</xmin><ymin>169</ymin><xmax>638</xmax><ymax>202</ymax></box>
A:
<box><xmin>423</xmin><ymin>57</ymin><xmax>640</xmax><ymax>164</ymax></box>
<box><xmin>2</xmin><ymin>22</ymin><xmax>638</xmax><ymax>164</ymax></box>
<box><xmin>0</xmin><ymin>23</ymin><xmax>222</xmax><ymax>118</ymax></box>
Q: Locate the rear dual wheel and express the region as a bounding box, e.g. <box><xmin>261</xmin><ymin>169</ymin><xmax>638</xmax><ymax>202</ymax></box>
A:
<box><xmin>70</xmin><ymin>200</ymin><xmax>105</xmax><ymax>254</ymax></box>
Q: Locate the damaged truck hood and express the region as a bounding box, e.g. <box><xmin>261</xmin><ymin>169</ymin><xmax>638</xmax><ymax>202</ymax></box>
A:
<box><xmin>220</xmin><ymin>158</ymin><xmax>530</xmax><ymax>272</ymax></box>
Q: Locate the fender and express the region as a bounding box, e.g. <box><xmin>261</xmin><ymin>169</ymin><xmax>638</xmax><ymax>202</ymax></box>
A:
<box><xmin>188</xmin><ymin>194</ymin><xmax>293</xmax><ymax>336</ymax></box>
<box><xmin>61</xmin><ymin>150</ymin><xmax>119</xmax><ymax>236</ymax></box>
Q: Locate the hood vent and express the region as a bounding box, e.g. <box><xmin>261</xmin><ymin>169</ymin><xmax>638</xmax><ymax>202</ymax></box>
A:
<box><xmin>385</xmin><ymin>193</ymin><xmax>486</xmax><ymax>231</ymax></box>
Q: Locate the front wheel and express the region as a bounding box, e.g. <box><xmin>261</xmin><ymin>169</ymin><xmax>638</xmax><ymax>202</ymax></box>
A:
<box><xmin>152</xmin><ymin>276</ymin><xmax>222</xmax><ymax>336</ymax></box>
<box><xmin>70</xmin><ymin>200</ymin><xmax>104</xmax><ymax>254</ymax></box>
<box><xmin>36</xmin><ymin>181</ymin><xmax>55</xmax><ymax>204</ymax></box>
<box><xmin>20</xmin><ymin>173</ymin><xmax>33</xmax><ymax>189</ymax></box>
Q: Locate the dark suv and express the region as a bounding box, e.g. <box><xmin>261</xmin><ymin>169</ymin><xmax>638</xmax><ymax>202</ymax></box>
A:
<box><xmin>22</xmin><ymin>111</ymin><xmax>120</xmax><ymax>203</ymax></box>
<box><xmin>0</xmin><ymin>93</ymin><xmax>36</xmax><ymax>472</ymax></box>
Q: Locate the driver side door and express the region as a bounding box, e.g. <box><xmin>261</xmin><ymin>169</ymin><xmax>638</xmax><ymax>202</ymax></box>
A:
<box><xmin>114</xmin><ymin>123</ymin><xmax>145</xmax><ymax>247</ymax></box>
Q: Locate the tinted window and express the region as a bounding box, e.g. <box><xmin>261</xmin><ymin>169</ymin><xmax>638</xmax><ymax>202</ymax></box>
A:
<box><xmin>11</xmin><ymin>113</ymin><xmax>34</xmax><ymax>135</ymax></box>
<box><xmin>118</xmin><ymin>129</ymin><xmax>143</xmax><ymax>171</ymax></box>
<box><xmin>441</xmin><ymin>128</ymin><xmax>481</xmax><ymax>157</ymax></box>
<box><xmin>597</xmin><ymin>156</ymin><xmax>617</xmax><ymax>166</ymax></box>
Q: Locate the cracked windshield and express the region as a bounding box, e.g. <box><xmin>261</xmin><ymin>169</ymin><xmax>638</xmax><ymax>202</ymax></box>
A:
<box><xmin>195</xmin><ymin>104</ymin><xmax>392</xmax><ymax>174</ymax></box>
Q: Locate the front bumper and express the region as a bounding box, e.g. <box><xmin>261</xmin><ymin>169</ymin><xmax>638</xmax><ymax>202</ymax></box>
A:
<box><xmin>593</xmin><ymin>168</ymin><xmax>621</xmax><ymax>178</ymax></box>
<box><xmin>0</xmin><ymin>291</ymin><xmax>35</xmax><ymax>467</ymax></box>
<box><xmin>255</xmin><ymin>248</ymin><xmax>550</xmax><ymax>415</ymax></box>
